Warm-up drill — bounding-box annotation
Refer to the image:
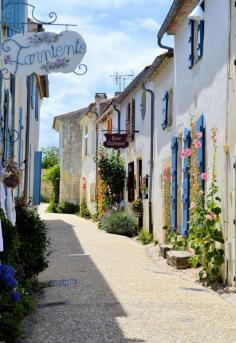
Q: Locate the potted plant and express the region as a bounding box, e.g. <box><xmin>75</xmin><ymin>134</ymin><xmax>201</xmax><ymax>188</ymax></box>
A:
<box><xmin>3</xmin><ymin>158</ymin><xmax>21</xmax><ymax>189</ymax></box>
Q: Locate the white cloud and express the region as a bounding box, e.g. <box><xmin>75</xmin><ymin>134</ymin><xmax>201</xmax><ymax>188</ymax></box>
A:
<box><xmin>120</xmin><ymin>17</ymin><xmax>160</xmax><ymax>32</ymax></box>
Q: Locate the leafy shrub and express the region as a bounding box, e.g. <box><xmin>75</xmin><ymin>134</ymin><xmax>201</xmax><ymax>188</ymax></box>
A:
<box><xmin>45</xmin><ymin>164</ymin><xmax>60</xmax><ymax>204</ymax></box>
<box><xmin>40</xmin><ymin>195</ymin><xmax>49</xmax><ymax>203</ymax></box>
<box><xmin>99</xmin><ymin>210</ymin><xmax>138</xmax><ymax>237</ymax></box>
<box><xmin>0</xmin><ymin>209</ymin><xmax>21</xmax><ymax>271</ymax></box>
<box><xmin>92</xmin><ymin>211</ymin><xmax>99</xmax><ymax>222</ymax></box>
<box><xmin>80</xmin><ymin>198</ymin><xmax>91</xmax><ymax>219</ymax></box>
<box><xmin>15</xmin><ymin>200</ymin><xmax>50</xmax><ymax>280</ymax></box>
<box><xmin>166</xmin><ymin>228</ymin><xmax>187</xmax><ymax>251</ymax></box>
<box><xmin>46</xmin><ymin>199</ymin><xmax>57</xmax><ymax>213</ymax></box>
<box><xmin>56</xmin><ymin>202</ymin><xmax>79</xmax><ymax>214</ymax></box>
<box><xmin>138</xmin><ymin>229</ymin><xmax>153</xmax><ymax>245</ymax></box>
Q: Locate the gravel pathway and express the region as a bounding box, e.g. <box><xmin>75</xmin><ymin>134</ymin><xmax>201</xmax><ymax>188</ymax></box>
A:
<box><xmin>20</xmin><ymin>204</ymin><xmax>236</xmax><ymax>343</ymax></box>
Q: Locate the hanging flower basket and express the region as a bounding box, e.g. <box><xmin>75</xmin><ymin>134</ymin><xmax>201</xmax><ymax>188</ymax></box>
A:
<box><xmin>3</xmin><ymin>176</ymin><xmax>19</xmax><ymax>189</ymax></box>
<box><xmin>3</xmin><ymin>158</ymin><xmax>21</xmax><ymax>189</ymax></box>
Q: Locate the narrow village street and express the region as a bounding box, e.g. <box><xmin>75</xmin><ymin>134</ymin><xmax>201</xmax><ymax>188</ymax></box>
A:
<box><xmin>19</xmin><ymin>205</ymin><xmax>236</xmax><ymax>343</ymax></box>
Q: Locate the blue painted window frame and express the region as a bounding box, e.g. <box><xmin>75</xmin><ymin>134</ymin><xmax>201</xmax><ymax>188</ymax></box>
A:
<box><xmin>181</xmin><ymin>129</ymin><xmax>191</xmax><ymax>237</ymax></box>
<box><xmin>171</xmin><ymin>136</ymin><xmax>178</xmax><ymax>231</ymax></box>
<box><xmin>33</xmin><ymin>151</ymin><xmax>42</xmax><ymax>205</ymax></box>
<box><xmin>188</xmin><ymin>19</ymin><xmax>194</xmax><ymax>69</ymax></box>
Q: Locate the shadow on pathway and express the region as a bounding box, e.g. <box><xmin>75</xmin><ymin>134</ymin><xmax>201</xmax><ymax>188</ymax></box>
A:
<box><xmin>20</xmin><ymin>219</ymin><xmax>145</xmax><ymax>343</ymax></box>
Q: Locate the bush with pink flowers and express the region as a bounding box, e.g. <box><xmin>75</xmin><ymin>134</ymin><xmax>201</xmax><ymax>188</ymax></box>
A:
<box><xmin>182</xmin><ymin>123</ymin><xmax>224</xmax><ymax>283</ymax></box>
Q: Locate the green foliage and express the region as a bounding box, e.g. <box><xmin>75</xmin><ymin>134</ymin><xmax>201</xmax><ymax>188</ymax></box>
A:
<box><xmin>41</xmin><ymin>146</ymin><xmax>59</xmax><ymax>169</ymax></box>
<box><xmin>15</xmin><ymin>200</ymin><xmax>50</xmax><ymax>280</ymax></box>
<box><xmin>92</xmin><ymin>211</ymin><xmax>99</xmax><ymax>222</ymax></box>
<box><xmin>96</xmin><ymin>147</ymin><xmax>126</xmax><ymax>209</ymax></box>
<box><xmin>165</xmin><ymin>228</ymin><xmax>187</xmax><ymax>251</ymax></box>
<box><xmin>131</xmin><ymin>199</ymin><xmax>143</xmax><ymax>215</ymax></box>
<box><xmin>40</xmin><ymin>195</ymin><xmax>49</xmax><ymax>203</ymax></box>
<box><xmin>0</xmin><ymin>289</ymin><xmax>34</xmax><ymax>343</ymax></box>
<box><xmin>138</xmin><ymin>228</ymin><xmax>153</xmax><ymax>245</ymax></box>
<box><xmin>0</xmin><ymin>200</ymin><xmax>49</xmax><ymax>342</ymax></box>
<box><xmin>80</xmin><ymin>198</ymin><xmax>91</xmax><ymax>219</ymax></box>
<box><xmin>56</xmin><ymin>202</ymin><xmax>79</xmax><ymax>214</ymax></box>
<box><xmin>0</xmin><ymin>209</ymin><xmax>21</xmax><ymax>271</ymax></box>
<box><xmin>45</xmin><ymin>164</ymin><xmax>60</xmax><ymax>205</ymax></box>
<box><xmin>188</xmin><ymin>126</ymin><xmax>224</xmax><ymax>283</ymax></box>
<box><xmin>99</xmin><ymin>210</ymin><xmax>138</xmax><ymax>237</ymax></box>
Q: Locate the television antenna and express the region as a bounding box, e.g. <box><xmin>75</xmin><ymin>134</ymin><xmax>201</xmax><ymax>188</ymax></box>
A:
<box><xmin>110</xmin><ymin>72</ymin><xmax>134</xmax><ymax>91</ymax></box>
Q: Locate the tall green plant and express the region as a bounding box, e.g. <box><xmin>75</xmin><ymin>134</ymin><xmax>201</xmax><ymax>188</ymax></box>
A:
<box><xmin>96</xmin><ymin>147</ymin><xmax>125</xmax><ymax>210</ymax></box>
<box><xmin>186</xmin><ymin>124</ymin><xmax>224</xmax><ymax>283</ymax></box>
<box><xmin>45</xmin><ymin>164</ymin><xmax>60</xmax><ymax>207</ymax></box>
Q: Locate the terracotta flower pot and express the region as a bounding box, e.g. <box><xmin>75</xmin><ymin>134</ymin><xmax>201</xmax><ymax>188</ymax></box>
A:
<box><xmin>3</xmin><ymin>177</ymin><xmax>19</xmax><ymax>189</ymax></box>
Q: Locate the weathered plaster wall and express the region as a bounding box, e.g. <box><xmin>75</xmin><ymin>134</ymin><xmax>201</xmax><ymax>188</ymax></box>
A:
<box><xmin>59</xmin><ymin>114</ymin><xmax>82</xmax><ymax>204</ymax></box>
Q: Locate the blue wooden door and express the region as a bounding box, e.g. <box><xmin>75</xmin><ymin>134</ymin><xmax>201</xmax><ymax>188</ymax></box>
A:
<box><xmin>2</xmin><ymin>0</ymin><xmax>25</xmax><ymax>37</ymax></box>
<box><xmin>171</xmin><ymin>136</ymin><xmax>178</xmax><ymax>231</ymax></box>
<box><xmin>33</xmin><ymin>151</ymin><xmax>42</xmax><ymax>205</ymax></box>
<box><xmin>181</xmin><ymin>129</ymin><xmax>191</xmax><ymax>237</ymax></box>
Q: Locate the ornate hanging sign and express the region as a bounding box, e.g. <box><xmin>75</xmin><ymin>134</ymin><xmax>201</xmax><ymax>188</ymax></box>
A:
<box><xmin>1</xmin><ymin>30</ymin><xmax>87</xmax><ymax>77</ymax></box>
<box><xmin>103</xmin><ymin>133</ymin><xmax>129</xmax><ymax>149</ymax></box>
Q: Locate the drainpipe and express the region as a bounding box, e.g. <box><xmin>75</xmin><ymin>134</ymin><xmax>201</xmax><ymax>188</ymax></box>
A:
<box><xmin>142</xmin><ymin>83</ymin><xmax>154</xmax><ymax>234</ymax></box>
<box><xmin>225</xmin><ymin>0</ymin><xmax>231</xmax><ymax>285</ymax></box>
<box><xmin>113</xmin><ymin>103</ymin><xmax>121</xmax><ymax>134</ymax></box>
<box><xmin>90</xmin><ymin>110</ymin><xmax>99</xmax><ymax>212</ymax></box>
<box><xmin>157</xmin><ymin>34</ymin><xmax>174</xmax><ymax>52</ymax></box>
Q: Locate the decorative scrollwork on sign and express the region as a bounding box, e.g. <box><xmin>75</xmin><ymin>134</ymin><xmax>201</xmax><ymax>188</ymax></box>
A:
<box><xmin>73</xmin><ymin>64</ymin><xmax>88</xmax><ymax>76</ymax></box>
<box><xmin>2</xmin><ymin>1</ymin><xmax>57</xmax><ymax>25</ymax></box>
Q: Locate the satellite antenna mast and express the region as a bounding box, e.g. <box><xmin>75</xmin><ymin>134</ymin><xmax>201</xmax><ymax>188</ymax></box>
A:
<box><xmin>110</xmin><ymin>72</ymin><xmax>134</xmax><ymax>91</ymax></box>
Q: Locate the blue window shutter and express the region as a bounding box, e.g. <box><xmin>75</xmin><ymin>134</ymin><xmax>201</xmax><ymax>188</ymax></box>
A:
<box><xmin>171</xmin><ymin>136</ymin><xmax>178</xmax><ymax>231</ymax></box>
<box><xmin>2</xmin><ymin>0</ymin><xmax>25</xmax><ymax>37</ymax></box>
<box><xmin>0</xmin><ymin>76</ymin><xmax>2</xmax><ymax>142</ymax></box>
<box><xmin>33</xmin><ymin>151</ymin><xmax>42</xmax><ymax>205</ymax></box>
<box><xmin>181</xmin><ymin>129</ymin><xmax>191</xmax><ymax>237</ymax></box>
<box><xmin>162</xmin><ymin>91</ymin><xmax>169</xmax><ymax>130</ymax></box>
<box><xmin>188</xmin><ymin>20</ymin><xmax>194</xmax><ymax>69</ymax></box>
<box><xmin>4</xmin><ymin>90</ymin><xmax>10</xmax><ymax>159</ymax></box>
<box><xmin>197</xmin><ymin>21</ymin><xmax>204</xmax><ymax>59</ymax></box>
<box><xmin>196</xmin><ymin>114</ymin><xmax>205</xmax><ymax>190</ymax></box>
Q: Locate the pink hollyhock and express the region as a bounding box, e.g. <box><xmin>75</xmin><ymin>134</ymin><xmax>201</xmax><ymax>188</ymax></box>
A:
<box><xmin>210</xmin><ymin>212</ymin><xmax>216</xmax><ymax>221</ymax></box>
<box><xmin>201</xmin><ymin>172</ymin><xmax>207</xmax><ymax>181</ymax></box>
<box><xmin>181</xmin><ymin>149</ymin><xmax>187</xmax><ymax>158</ymax></box>
<box><xmin>194</xmin><ymin>140</ymin><xmax>202</xmax><ymax>149</ymax></box>
<box><xmin>190</xmin><ymin>202</ymin><xmax>195</xmax><ymax>209</ymax></box>
<box><xmin>185</xmin><ymin>148</ymin><xmax>192</xmax><ymax>157</ymax></box>
<box><xmin>195</xmin><ymin>131</ymin><xmax>203</xmax><ymax>138</ymax></box>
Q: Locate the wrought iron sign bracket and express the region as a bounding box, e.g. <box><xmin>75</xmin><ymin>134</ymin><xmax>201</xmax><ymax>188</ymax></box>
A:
<box><xmin>0</xmin><ymin>1</ymin><xmax>88</xmax><ymax>79</ymax></box>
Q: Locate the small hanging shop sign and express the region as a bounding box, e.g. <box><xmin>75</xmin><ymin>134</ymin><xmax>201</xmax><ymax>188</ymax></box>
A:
<box><xmin>1</xmin><ymin>30</ymin><xmax>87</xmax><ymax>77</ymax></box>
<box><xmin>103</xmin><ymin>133</ymin><xmax>129</xmax><ymax>149</ymax></box>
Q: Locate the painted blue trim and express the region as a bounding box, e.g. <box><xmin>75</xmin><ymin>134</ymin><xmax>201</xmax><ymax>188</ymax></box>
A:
<box><xmin>33</xmin><ymin>151</ymin><xmax>42</xmax><ymax>205</ymax></box>
<box><xmin>171</xmin><ymin>136</ymin><xmax>178</xmax><ymax>231</ymax></box>
<box><xmin>35</xmin><ymin>84</ymin><xmax>39</xmax><ymax>121</ymax></box>
<box><xmin>3</xmin><ymin>0</ymin><xmax>25</xmax><ymax>37</ymax></box>
<box><xmin>0</xmin><ymin>77</ymin><xmax>2</xmax><ymax>142</ymax></box>
<box><xmin>197</xmin><ymin>20</ymin><xmax>204</xmax><ymax>59</ymax></box>
<box><xmin>4</xmin><ymin>89</ymin><xmax>10</xmax><ymax>159</ymax></box>
<box><xmin>196</xmin><ymin>114</ymin><xmax>205</xmax><ymax>190</ymax></box>
<box><xmin>17</xmin><ymin>107</ymin><xmax>23</xmax><ymax>197</ymax></box>
<box><xmin>188</xmin><ymin>19</ymin><xmax>194</xmax><ymax>69</ymax></box>
<box><xmin>162</xmin><ymin>91</ymin><xmax>169</xmax><ymax>130</ymax></box>
<box><xmin>181</xmin><ymin>128</ymin><xmax>191</xmax><ymax>237</ymax></box>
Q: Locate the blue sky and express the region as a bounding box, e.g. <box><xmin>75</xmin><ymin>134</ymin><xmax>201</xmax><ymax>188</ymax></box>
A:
<box><xmin>30</xmin><ymin>0</ymin><xmax>173</xmax><ymax>147</ymax></box>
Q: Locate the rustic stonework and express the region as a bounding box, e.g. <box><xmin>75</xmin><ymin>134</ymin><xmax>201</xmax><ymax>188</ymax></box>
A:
<box><xmin>166</xmin><ymin>250</ymin><xmax>193</xmax><ymax>269</ymax></box>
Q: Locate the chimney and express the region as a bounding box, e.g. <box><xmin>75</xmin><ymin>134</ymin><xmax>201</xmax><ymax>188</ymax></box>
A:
<box><xmin>95</xmin><ymin>93</ymin><xmax>107</xmax><ymax>102</ymax></box>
